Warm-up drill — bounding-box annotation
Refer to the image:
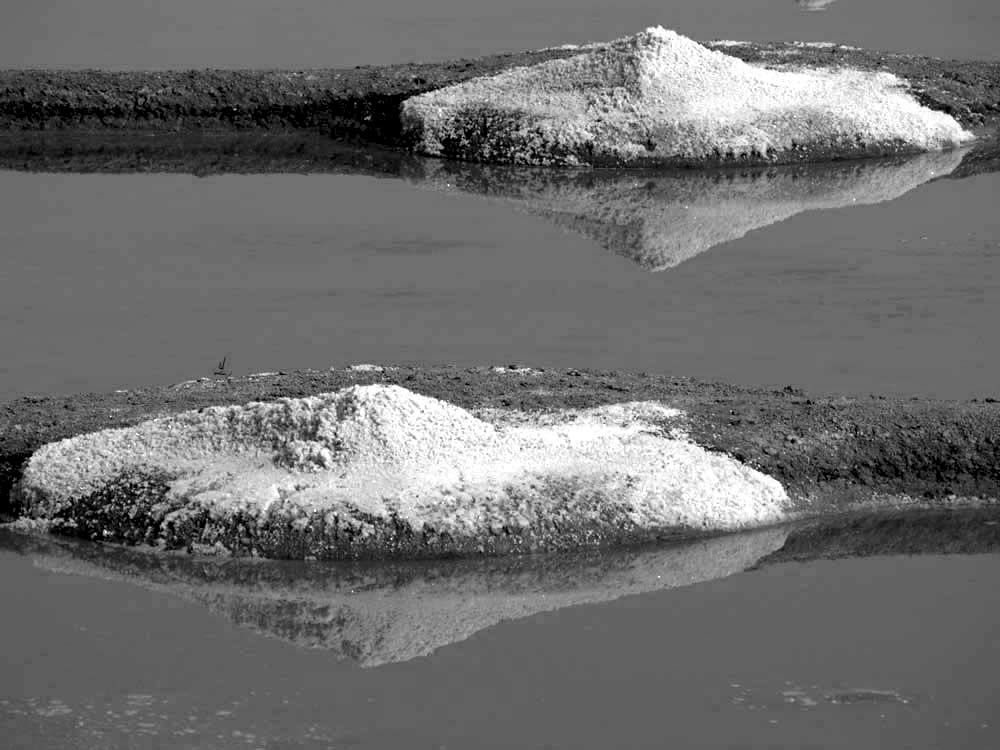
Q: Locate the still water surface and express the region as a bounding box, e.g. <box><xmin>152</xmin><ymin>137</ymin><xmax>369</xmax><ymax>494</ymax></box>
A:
<box><xmin>2</xmin><ymin>153</ymin><xmax>997</xmax><ymax>401</ymax></box>
<box><xmin>3</xmin><ymin>0</ymin><xmax>999</xmax><ymax>68</ymax></box>
<box><xmin>2</xmin><ymin>532</ymin><xmax>998</xmax><ymax>749</ymax></box>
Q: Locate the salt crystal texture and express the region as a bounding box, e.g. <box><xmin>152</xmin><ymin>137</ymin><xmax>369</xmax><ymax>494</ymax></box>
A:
<box><xmin>19</xmin><ymin>385</ymin><xmax>789</xmax><ymax>552</ymax></box>
<box><xmin>401</xmin><ymin>27</ymin><xmax>973</xmax><ymax>166</ymax></box>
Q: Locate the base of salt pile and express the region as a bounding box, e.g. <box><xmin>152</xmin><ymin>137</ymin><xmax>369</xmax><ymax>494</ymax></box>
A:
<box><xmin>401</xmin><ymin>26</ymin><xmax>973</xmax><ymax>167</ymax></box>
<box><xmin>14</xmin><ymin>384</ymin><xmax>790</xmax><ymax>558</ymax></box>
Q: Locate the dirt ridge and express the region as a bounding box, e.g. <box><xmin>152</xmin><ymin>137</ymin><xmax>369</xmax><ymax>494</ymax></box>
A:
<box><xmin>2</xmin><ymin>41</ymin><xmax>999</xmax><ymax>153</ymax></box>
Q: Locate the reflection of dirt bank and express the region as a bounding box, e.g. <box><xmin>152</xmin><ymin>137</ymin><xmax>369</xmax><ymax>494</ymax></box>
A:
<box><xmin>409</xmin><ymin>149</ymin><xmax>964</xmax><ymax>270</ymax></box>
<box><xmin>755</xmin><ymin>506</ymin><xmax>1000</xmax><ymax>566</ymax></box>
<box><xmin>3</xmin><ymin>527</ymin><xmax>786</xmax><ymax>667</ymax></box>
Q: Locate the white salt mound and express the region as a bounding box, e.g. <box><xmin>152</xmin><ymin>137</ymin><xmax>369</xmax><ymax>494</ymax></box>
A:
<box><xmin>401</xmin><ymin>27</ymin><xmax>973</xmax><ymax>166</ymax></box>
<box><xmin>19</xmin><ymin>385</ymin><xmax>790</xmax><ymax>542</ymax></box>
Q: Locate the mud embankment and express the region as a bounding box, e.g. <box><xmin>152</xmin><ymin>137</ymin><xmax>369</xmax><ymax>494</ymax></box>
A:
<box><xmin>2</xmin><ymin>130</ymin><xmax>998</xmax><ymax>181</ymax></box>
<box><xmin>2</xmin><ymin>42</ymin><xmax>999</xmax><ymax>148</ymax></box>
<box><xmin>0</xmin><ymin>49</ymin><xmax>582</xmax><ymax>140</ymax></box>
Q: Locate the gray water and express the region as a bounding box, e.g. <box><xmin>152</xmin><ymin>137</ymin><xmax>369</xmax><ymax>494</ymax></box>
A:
<box><xmin>2</xmin><ymin>153</ymin><xmax>998</xmax><ymax>401</ymax></box>
<box><xmin>2</xmin><ymin>533</ymin><xmax>999</xmax><ymax>749</ymax></box>
<box><xmin>2</xmin><ymin>0</ymin><xmax>999</xmax><ymax>68</ymax></box>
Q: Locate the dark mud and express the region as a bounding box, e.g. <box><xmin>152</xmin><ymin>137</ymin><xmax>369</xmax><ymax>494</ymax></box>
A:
<box><xmin>2</xmin><ymin>129</ymin><xmax>999</xmax><ymax>183</ymax></box>
<box><xmin>756</xmin><ymin>505</ymin><xmax>1000</xmax><ymax>565</ymax></box>
<box><xmin>3</xmin><ymin>367</ymin><xmax>999</xmax><ymax>558</ymax></box>
<box><xmin>0</xmin><ymin>48</ymin><xmax>583</xmax><ymax>139</ymax></box>
<box><xmin>0</xmin><ymin>130</ymin><xmax>420</xmax><ymax>176</ymax></box>
<box><xmin>2</xmin><ymin>41</ymin><xmax>999</xmax><ymax>165</ymax></box>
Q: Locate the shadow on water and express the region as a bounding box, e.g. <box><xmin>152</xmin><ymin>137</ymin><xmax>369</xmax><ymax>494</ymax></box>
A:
<box><xmin>3</xmin><ymin>505</ymin><xmax>999</xmax><ymax>667</ymax></box>
<box><xmin>3</xmin><ymin>131</ymin><xmax>998</xmax><ymax>271</ymax></box>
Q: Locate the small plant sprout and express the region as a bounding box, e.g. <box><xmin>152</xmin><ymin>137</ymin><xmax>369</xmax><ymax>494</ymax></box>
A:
<box><xmin>213</xmin><ymin>355</ymin><xmax>231</xmax><ymax>377</ymax></box>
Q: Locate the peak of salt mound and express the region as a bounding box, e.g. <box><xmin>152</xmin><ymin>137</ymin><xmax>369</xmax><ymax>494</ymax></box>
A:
<box><xmin>617</xmin><ymin>25</ymin><xmax>744</xmax><ymax>83</ymax></box>
<box><xmin>317</xmin><ymin>384</ymin><xmax>498</xmax><ymax>467</ymax></box>
<box><xmin>571</xmin><ymin>26</ymin><xmax>744</xmax><ymax>106</ymax></box>
<box><xmin>400</xmin><ymin>27</ymin><xmax>973</xmax><ymax>167</ymax></box>
<box><xmin>205</xmin><ymin>383</ymin><xmax>499</xmax><ymax>469</ymax></box>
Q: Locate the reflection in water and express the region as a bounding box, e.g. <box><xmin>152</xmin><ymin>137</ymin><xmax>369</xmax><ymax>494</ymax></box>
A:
<box><xmin>2</xmin><ymin>528</ymin><xmax>786</xmax><ymax>668</ymax></box>
<box><xmin>797</xmin><ymin>0</ymin><xmax>839</xmax><ymax>10</ymax></box>
<box><xmin>0</xmin><ymin>132</ymin><xmax>979</xmax><ymax>273</ymax></box>
<box><xmin>407</xmin><ymin>148</ymin><xmax>964</xmax><ymax>270</ymax></box>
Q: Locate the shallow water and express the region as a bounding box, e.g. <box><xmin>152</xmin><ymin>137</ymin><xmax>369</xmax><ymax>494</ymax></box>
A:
<box><xmin>2</xmin><ymin>150</ymin><xmax>998</xmax><ymax>401</ymax></box>
<box><xmin>2</xmin><ymin>0</ymin><xmax>998</xmax><ymax>68</ymax></box>
<box><xmin>2</xmin><ymin>532</ymin><xmax>998</xmax><ymax>749</ymax></box>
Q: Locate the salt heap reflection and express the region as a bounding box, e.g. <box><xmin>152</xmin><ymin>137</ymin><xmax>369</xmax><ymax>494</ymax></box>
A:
<box><xmin>406</xmin><ymin>148</ymin><xmax>963</xmax><ymax>271</ymax></box>
<box><xmin>797</xmin><ymin>0</ymin><xmax>839</xmax><ymax>11</ymax></box>
<box><xmin>4</xmin><ymin>528</ymin><xmax>786</xmax><ymax>668</ymax></box>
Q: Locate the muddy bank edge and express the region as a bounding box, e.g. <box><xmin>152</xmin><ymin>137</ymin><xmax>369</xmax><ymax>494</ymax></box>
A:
<box><xmin>2</xmin><ymin>366</ymin><xmax>998</xmax><ymax>558</ymax></box>
<box><xmin>2</xmin><ymin>41</ymin><xmax>1000</xmax><ymax>150</ymax></box>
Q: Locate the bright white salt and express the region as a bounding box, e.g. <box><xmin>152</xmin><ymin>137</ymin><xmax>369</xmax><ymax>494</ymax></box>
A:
<box><xmin>19</xmin><ymin>385</ymin><xmax>790</xmax><ymax>540</ymax></box>
<box><xmin>401</xmin><ymin>27</ymin><xmax>973</xmax><ymax>166</ymax></box>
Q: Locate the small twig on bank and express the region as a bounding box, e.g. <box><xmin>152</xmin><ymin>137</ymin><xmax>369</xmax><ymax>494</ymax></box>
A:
<box><xmin>213</xmin><ymin>354</ymin><xmax>231</xmax><ymax>377</ymax></box>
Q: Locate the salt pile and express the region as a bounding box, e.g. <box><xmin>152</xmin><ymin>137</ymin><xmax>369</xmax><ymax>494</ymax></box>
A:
<box><xmin>17</xmin><ymin>385</ymin><xmax>790</xmax><ymax>557</ymax></box>
<box><xmin>401</xmin><ymin>27</ymin><xmax>973</xmax><ymax>167</ymax></box>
